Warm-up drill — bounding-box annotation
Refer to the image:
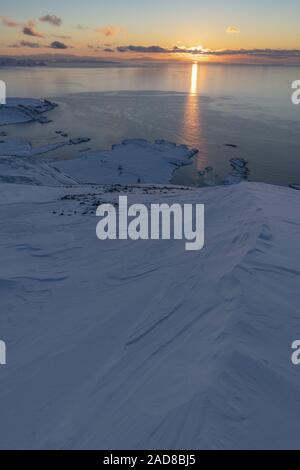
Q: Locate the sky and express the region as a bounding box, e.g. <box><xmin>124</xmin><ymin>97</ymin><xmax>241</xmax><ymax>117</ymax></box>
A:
<box><xmin>1</xmin><ymin>0</ymin><xmax>300</xmax><ymax>63</ymax></box>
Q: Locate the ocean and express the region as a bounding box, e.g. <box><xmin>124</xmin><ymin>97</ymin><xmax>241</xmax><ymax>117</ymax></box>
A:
<box><xmin>1</xmin><ymin>62</ymin><xmax>300</xmax><ymax>186</ymax></box>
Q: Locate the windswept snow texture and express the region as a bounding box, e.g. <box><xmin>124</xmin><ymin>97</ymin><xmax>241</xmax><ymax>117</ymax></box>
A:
<box><xmin>1</xmin><ymin>166</ymin><xmax>300</xmax><ymax>449</ymax></box>
<box><xmin>0</xmin><ymin>98</ymin><xmax>57</xmax><ymax>126</ymax></box>
<box><xmin>0</xmin><ymin>155</ymin><xmax>77</xmax><ymax>186</ymax></box>
<box><xmin>55</xmin><ymin>139</ymin><xmax>198</xmax><ymax>185</ymax></box>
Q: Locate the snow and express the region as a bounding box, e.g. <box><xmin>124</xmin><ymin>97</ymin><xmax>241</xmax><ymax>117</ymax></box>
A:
<box><xmin>0</xmin><ymin>98</ymin><xmax>57</xmax><ymax>126</ymax></box>
<box><xmin>0</xmin><ymin>154</ymin><xmax>78</xmax><ymax>186</ymax></box>
<box><xmin>1</xmin><ymin>104</ymin><xmax>300</xmax><ymax>449</ymax></box>
<box><xmin>1</xmin><ymin>150</ymin><xmax>300</xmax><ymax>449</ymax></box>
<box><xmin>0</xmin><ymin>139</ymin><xmax>67</xmax><ymax>158</ymax></box>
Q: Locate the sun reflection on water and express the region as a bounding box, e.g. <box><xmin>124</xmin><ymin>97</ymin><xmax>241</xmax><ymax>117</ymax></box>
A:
<box><xmin>178</xmin><ymin>62</ymin><xmax>209</xmax><ymax>177</ymax></box>
<box><xmin>190</xmin><ymin>62</ymin><xmax>198</xmax><ymax>95</ymax></box>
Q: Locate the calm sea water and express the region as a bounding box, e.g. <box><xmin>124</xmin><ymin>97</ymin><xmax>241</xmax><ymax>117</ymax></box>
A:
<box><xmin>1</xmin><ymin>63</ymin><xmax>300</xmax><ymax>186</ymax></box>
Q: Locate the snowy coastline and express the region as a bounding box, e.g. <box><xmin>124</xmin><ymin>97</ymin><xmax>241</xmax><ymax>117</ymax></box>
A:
<box><xmin>1</xmin><ymin>99</ymin><xmax>300</xmax><ymax>449</ymax></box>
<box><xmin>0</xmin><ymin>98</ymin><xmax>57</xmax><ymax>126</ymax></box>
<box><xmin>54</xmin><ymin>139</ymin><xmax>198</xmax><ymax>185</ymax></box>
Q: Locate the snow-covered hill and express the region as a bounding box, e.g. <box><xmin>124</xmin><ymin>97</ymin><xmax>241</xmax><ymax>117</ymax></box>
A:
<box><xmin>1</xmin><ymin>159</ymin><xmax>300</xmax><ymax>449</ymax></box>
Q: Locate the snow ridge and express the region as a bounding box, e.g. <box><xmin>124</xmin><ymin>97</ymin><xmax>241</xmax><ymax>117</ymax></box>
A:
<box><xmin>0</xmin><ymin>145</ymin><xmax>300</xmax><ymax>449</ymax></box>
<box><xmin>0</xmin><ymin>137</ymin><xmax>300</xmax><ymax>449</ymax></box>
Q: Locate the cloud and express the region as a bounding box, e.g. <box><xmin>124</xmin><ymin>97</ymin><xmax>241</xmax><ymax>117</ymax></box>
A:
<box><xmin>205</xmin><ymin>48</ymin><xmax>300</xmax><ymax>58</ymax></box>
<box><xmin>20</xmin><ymin>40</ymin><xmax>42</xmax><ymax>48</ymax></box>
<box><xmin>74</xmin><ymin>24</ymin><xmax>90</xmax><ymax>30</ymax></box>
<box><xmin>39</xmin><ymin>14</ymin><xmax>62</xmax><ymax>27</ymax></box>
<box><xmin>114</xmin><ymin>44</ymin><xmax>300</xmax><ymax>60</ymax></box>
<box><xmin>116</xmin><ymin>45</ymin><xmax>201</xmax><ymax>54</ymax></box>
<box><xmin>117</xmin><ymin>45</ymin><xmax>171</xmax><ymax>53</ymax></box>
<box><xmin>23</xmin><ymin>21</ymin><xmax>45</xmax><ymax>38</ymax></box>
<box><xmin>52</xmin><ymin>34</ymin><xmax>71</xmax><ymax>40</ymax></box>
<box><xmin>95</xmin><ymin>25</ymin><xmax>121</xmax><ymax>37</ymax></box>
<box><xmin>49</xmin><ymin>40</ymin><xmax>69</xmax><ymax>49</ymax></box>
<box><xmin>9</xmin><ymin>40</ymin><xmax>43</xmax><ymax>48</ymax></box>
<box><xmin>87</xmin><ymin>44</ymin><xmax>112</xmax><ymax>52</ymax></box>
<box><xmin>8</xmin><ymin>39</ymin><xmax>71</xmax><ymax>50</ymax></box>
<box><xmin>0</xmin><ymin>16</ymin><xmax>20</xmax><ymax>28</ymax></box>
<box><xmin>226</xmin><ymin>26</ymin><xmax>240</xmax><ymax>34</ymax></box>
<box><xmin>88</xmin><ymin>45</ymin><xmax>115</xmax><ymax>52</ymax></box>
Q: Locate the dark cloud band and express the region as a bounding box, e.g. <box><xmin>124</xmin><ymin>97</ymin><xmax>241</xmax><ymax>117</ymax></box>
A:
<box><xmin>116</xmin><ymin>45</ymin><xmax>300</xmax><ymax>59</ymax></box>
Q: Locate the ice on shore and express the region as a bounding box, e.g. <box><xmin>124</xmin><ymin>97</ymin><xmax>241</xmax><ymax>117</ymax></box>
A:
<box><xmin>54</xmin><ymin>139</ymin><xmax>198</xmax><ymax>185</ymax></box>
<box><xmin>0</xmin><ymin>98</ymin><xmax>57</xmax><ymax>126</ymax></box>
<box><xmin>69</xmin><ymin>137</ymin><xmax>91</xmax><ymax>145</ymax></box>
<box><xmin>0</xmin><ymin>137</ymin><xmax>197</xmax><ymax>187</ymax></box>
<box><xmin>222</xmin><ymin>158</ymin><xmax>250</xmax><ymax>185</ymax></box>
<box><xmin>1</xmin><ymin>149</ymin><xmax>300</xmax><ymax>449</ymax></box>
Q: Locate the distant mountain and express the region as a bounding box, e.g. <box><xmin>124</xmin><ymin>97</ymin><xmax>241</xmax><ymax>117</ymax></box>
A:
<box><xmin>0</xmin><ymin>54</ymin><xmax>120</xmax><ymax>67</ymax></box>
<box><xmin>0</xmin><ymin>57</ymin><xmax>48</xmax><ymax>67</ymax></box>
